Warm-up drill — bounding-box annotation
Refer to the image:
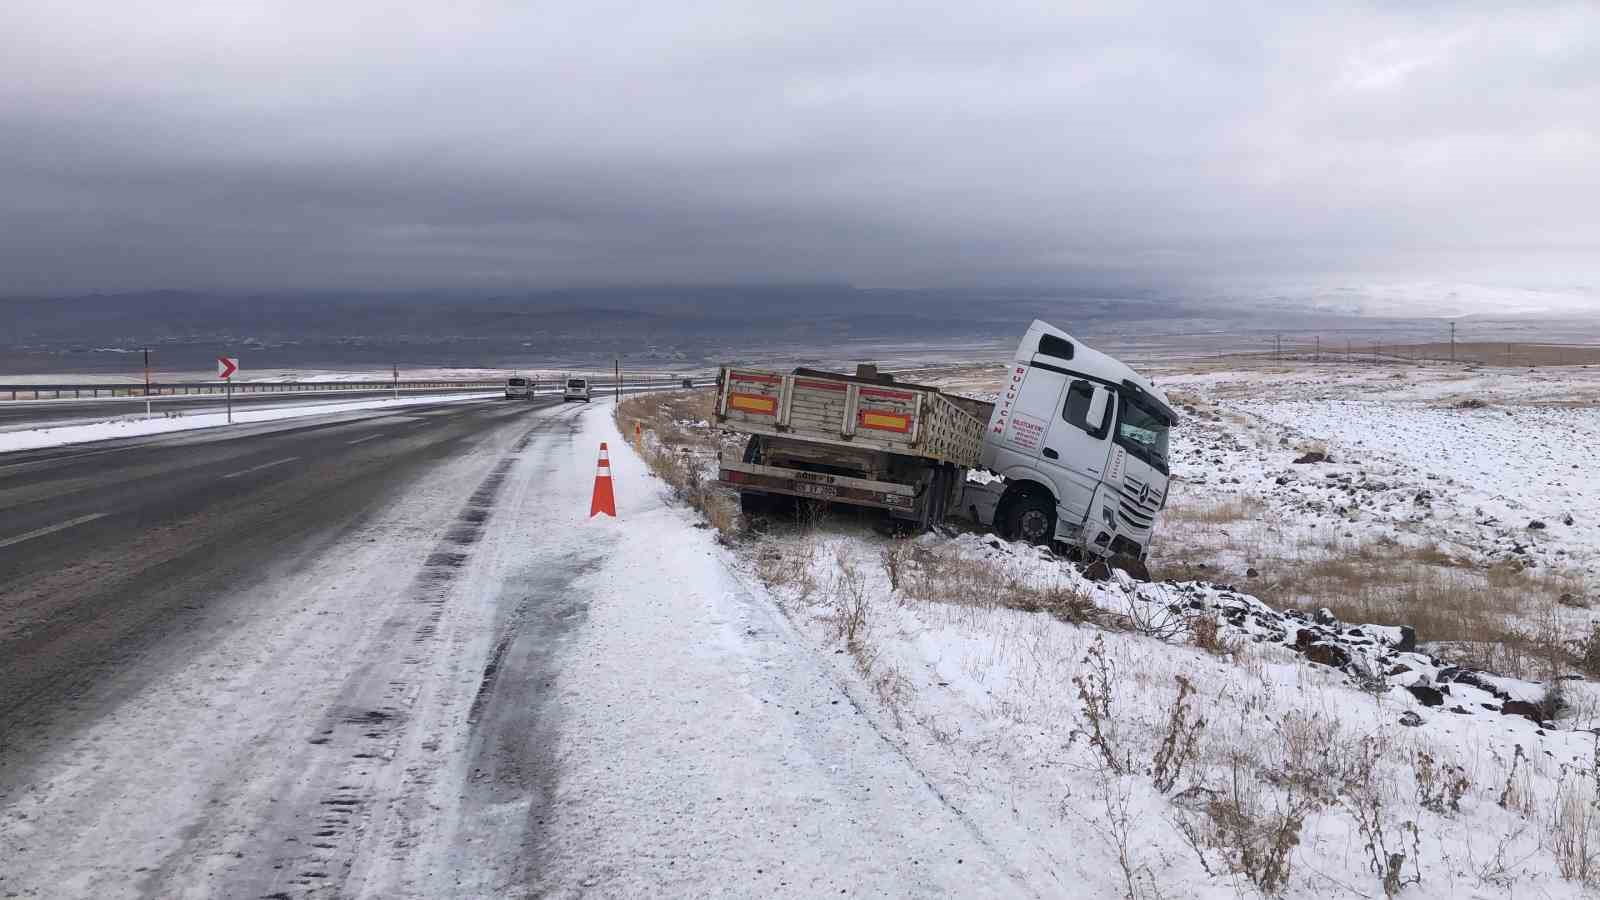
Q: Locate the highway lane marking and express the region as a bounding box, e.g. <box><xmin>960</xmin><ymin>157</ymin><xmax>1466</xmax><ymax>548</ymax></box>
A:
<box><xmin>0</xmin><ymin>447</ymin><xmax>127</xmax><ymax>473</ymax></box>
<box><xmin>221</xmin><ymin>456</ymin><xmax>301</xmax><ymax>479</ymax></box>
<box><xmin>0</xmin><ymin>512</ymin><xmax>110</xmax><ymax>550</ymax></box>
<box><xmin>346</xmin><ymin>433</ymin><xmax>384</xmax><ymax>445</ymax></box>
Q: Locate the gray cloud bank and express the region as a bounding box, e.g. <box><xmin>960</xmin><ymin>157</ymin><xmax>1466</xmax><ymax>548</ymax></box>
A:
<box><xmin>2</xmin><ymin>1</ymin><xmax>1597</xmax><ymax>300</ymax></box>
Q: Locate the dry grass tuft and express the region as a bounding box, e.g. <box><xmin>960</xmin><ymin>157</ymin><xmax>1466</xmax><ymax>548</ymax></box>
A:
<box><xmin>615</xmin><ymin>389</ymin><xmax>743</xmax><ymax>536</ymax></box>
<box><xmin>1160</xmin><ymin>496</ymin><xmax>1267</xmax><ymax>526</ymax></box>
<box><xmin>615</xmin><ymin>389</ymin><xmax>716</xmax><ymax>448</ymax></box>
<box><xmin>1157</xmin><ymin>508</ymin><xmax>1590</xmax><ymax>680</ymax></box>
<box><xmin>900</xmin><ymin>547</ymin><xmax>1103</xmax><ymax>626</ymax></box>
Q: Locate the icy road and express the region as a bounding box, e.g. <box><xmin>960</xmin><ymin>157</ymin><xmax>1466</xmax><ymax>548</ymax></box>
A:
<box><xmin>0</xmin><ymin>397</ymin><xmax>1023</xmax><ymax>898</ymax></box>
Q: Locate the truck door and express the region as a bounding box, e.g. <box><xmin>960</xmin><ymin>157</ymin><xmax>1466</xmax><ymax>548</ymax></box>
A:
<box><xmin>995</xmin><ymin>364</ymin><xmax>1067</xmax><ymax>459</ymax></box>
<box><xmin>1038</xmin><ymin>378</ymin><xmax>1115</xmax><ymax>530</ymax></box>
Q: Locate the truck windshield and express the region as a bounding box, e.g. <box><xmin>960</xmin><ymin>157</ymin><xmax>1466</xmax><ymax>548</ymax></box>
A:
<box><xmin>1114</xmin><ymin>392</ymin><xmax>1170</xmax><ymax>474</ymax></box>
<box><xmin>508</xmin><ymin>378</ymin><xmax>527</xmax><ymax>386</ymax></box>
<box><xmin>567</xmin><ymin>379</ymin><xmax>586</xmax><ymax>389</ymax></box>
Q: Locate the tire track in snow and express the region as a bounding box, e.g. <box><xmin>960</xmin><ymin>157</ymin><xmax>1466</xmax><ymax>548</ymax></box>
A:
<box><xmin>227</xmin><ymin>431</ymin><xmax>545</xmax><ymax>899</ymax></box>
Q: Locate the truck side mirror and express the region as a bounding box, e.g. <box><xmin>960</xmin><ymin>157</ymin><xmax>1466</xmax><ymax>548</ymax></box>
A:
<box><xmin>1087</xmin><ymin>387</ymin><xmax>1110</xmax><ymax>432</ymax></box>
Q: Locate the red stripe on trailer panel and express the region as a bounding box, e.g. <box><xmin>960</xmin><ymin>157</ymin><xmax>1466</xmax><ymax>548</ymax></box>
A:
<box><xmin>730</xmin><ymin>372</ymin><xmax>782</xmax><ymax>385</ymax></box>
<box><xmin>727</xmin><ymin>392</ymin><xmax>778</xmax><ymax>415</ymax></box>
<box><xmin>857</xmin><ymin>410</ymin><xmax>912</xmax><ymax>433</ymax></box>
<box><xmin>858</xmin><ymin>387</ymin><xmax>915</xmax><ymax>400</ymax></box>
<box><xmin>793</xmin><ymin>379</ymin><xmax>847</xmax><ymax>391</ymax></box>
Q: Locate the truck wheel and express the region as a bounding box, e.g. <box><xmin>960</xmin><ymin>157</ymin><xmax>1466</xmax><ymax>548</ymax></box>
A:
<box><xmin>1107</xmin><ymin>553</ymin><xmax>1151</xmax><ymax>582</ymax></box>
<box><xmin>739</xmin><ymin>491</ymin><xmax>770</xmax><ymax>517</ymax></box>
<box><xmin>1001</xmin><ymin>493</ymin><xmax>1056</xmax><ymax>545</ymax></box>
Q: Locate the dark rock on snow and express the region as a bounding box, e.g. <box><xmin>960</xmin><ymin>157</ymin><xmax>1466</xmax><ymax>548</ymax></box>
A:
<box><xmin>1407</xmin><ymin>685</ymin><xmax>1445</xmax><ymax>707</ymax></box>
<box><xmin>1502</xmin><ymin>700</ymin><xmax>1544</xmax><ymax>722</ymax></box>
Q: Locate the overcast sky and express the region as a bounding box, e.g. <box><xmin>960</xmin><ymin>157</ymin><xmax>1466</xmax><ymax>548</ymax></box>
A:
<box><xmin>3</xmin><ymin>1</ymin><xmax>1597</xmax><ymax>301</ymax></box>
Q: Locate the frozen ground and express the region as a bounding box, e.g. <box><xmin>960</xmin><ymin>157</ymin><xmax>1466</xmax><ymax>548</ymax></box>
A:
<box><xmin>10</xmin><ymin>356</ymin><xmax>1600</xmax><ymax>898</ymax></box>
<box><xmin>738</xmin><ymin>525</ymin><xmax>1600</xmax><ymax>899</ymax></box>
<box><xmin>1151</xmin><ymin>364</ymin><xmax>1599</xmax><ymax>618</ymax></box>
<box><xmin>616</xmin><ymin>358</ymin><xmax>1600</xmax><ymax>897</ymax></box>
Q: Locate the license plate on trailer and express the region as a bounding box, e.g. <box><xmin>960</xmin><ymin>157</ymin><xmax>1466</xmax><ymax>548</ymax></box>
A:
<box><xmin>793</xmin><ymin>483</ymin><xmax>838</xmax><ymax>499</ymax></box>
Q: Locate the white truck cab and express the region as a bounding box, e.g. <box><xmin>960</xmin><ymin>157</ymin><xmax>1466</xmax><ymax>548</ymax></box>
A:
<box><xmin>563</xmin><ymin>377</ymin><xmax>592</xmax><ymax>402</ymax></box>
<box><xmin>969</xmin><ymin>320</ymin><xmax>1175</xmax><ymax>560</ymax></box>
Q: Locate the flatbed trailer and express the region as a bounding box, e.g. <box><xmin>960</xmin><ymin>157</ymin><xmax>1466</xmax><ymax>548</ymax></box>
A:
<box><xmin>714</xmin><ymin>364</ymin><xmax>990</xmax><ymax>527</ymax></box>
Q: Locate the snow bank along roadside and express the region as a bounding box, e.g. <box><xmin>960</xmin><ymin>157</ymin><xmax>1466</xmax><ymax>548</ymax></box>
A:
<box><xmin>621</xmin><ymin>385</ymin><xmax>1600</xmax><ymax>898</ymax></box>
<box><xmin>517</xmin><ymin>401</ymin><xmax>1033</xmax><ymax>897</ymax></box>
<box><xmin>0</xmin><ymin>391</ymin><xmax>499</xmax><ymax>452</ymax></box>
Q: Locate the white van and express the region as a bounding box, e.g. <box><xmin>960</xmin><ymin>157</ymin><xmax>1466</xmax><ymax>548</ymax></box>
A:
<box><xmin>975</xmin><ymin>320</ymin><xmax>1175</xmax><ymax>559</ymax></box>
<box><xmin>563</xmin><ymin>377</ymin><xmax>592</xmax><ymax>403</ymax></box>
<box><xmin>504</xmin><ymin>376</ymin><xmax>533</xmax><ymax>400</ymax></box>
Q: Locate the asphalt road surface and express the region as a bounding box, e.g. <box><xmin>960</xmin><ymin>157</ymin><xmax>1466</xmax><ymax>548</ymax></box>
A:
<box><xmin>0</xmin><ymin>386</ymin><xmax>1038</xmax><ymax>899</ymax></box>
<box><xmin>0</xmin><ymin>394</ymin><xmax>589</xmax><ymax>897</ymax></box>
<box><xmin>0</xmin><ymin>386</ymin><xmax>503</xmax><ymax>427</ymax></box>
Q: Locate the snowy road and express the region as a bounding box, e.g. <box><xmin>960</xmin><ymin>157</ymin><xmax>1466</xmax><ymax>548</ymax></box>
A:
<box><xmin>0</xmin><ymin>398</ymin><xmax>1024</xmax><ymax>898</ymax></box>
<box><xmin>0</xmin><ymin>386</ymin><xmax>501</xmax><ymax>430</ymax></box>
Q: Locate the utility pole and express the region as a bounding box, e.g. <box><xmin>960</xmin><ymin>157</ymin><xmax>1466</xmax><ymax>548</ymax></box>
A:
<box><xmin>143</xmin><ymin>347</ymin><xmax>152</xmax><ymax>418</ymax></box>
<box><xmin>614</xmin><ymin>358</ymin><xmax>620</xmax><ymax>403</ymax></box>
<box><xmin>1315</xmin><ymin>336</ymin><xmax>1320</xmax><ymax>362</ymax></box>
<box><xmin>392</xmin><ymin>363</ymin><xmax>399</xmax><ymax>401</ymax></box>
<box><xmin>1275</xmin><ymin>334</ymin><xmax>1281</xmax><ymax>361</ymax></box>
<box><xmin>1450</xmin><ymin>321</ymin><xmax>1456</xmax><ymax>363</ymax></box>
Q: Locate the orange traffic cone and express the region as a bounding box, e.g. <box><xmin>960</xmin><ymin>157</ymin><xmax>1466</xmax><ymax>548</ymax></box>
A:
<box><xmin>589</xmin><ymin>442</ymin><xmax>617</xmax><ymax>518</ymax></box>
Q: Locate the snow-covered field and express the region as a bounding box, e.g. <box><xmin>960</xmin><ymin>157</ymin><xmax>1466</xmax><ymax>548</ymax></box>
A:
<box><xmin>1151</xmin><ymin>364</ymin><xmax>1599</xmax><ymax>679</ymax></box>
<box><xmin>619</xmin><ymin>360</ymin><xmax>1600</xmax><ymax>898</ymax></box>
<box><xmin>9</xmin><ymin>357</ymin><xmax>1600</xmax><ymax>897</ymax></box>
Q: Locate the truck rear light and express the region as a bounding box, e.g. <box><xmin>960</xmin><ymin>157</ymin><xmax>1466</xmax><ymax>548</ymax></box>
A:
<box><xmin>723</xmin><ymin>470</ymin><xmax>743</xmax><ymax>484</ymax></box>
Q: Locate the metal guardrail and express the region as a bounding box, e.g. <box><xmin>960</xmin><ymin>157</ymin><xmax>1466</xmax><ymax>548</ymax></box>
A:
<box><xmin>0</xmin><ymin>376</ymin><xmax>709</xmax><ymax>401</ymax></box>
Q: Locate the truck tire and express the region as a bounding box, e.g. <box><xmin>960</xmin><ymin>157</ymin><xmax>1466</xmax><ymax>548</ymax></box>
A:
<box><xmin>739</xmin><ymin>491</ymin><xmax>770</xmax><ymax>517</ymax></box>
<box><xmin>738</xmin><ymin>437</ymin><xmax>768</xmax><ymax>518</ymax></box>
<box><xmin>1000</xmin><ymin>492</ymin><xmax>1056</xmax><ymax>546</ymax></box>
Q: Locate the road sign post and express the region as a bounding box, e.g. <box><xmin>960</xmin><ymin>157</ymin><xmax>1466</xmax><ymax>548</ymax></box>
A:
<box><xmin>143</xmin><ymin>347</ymin><xmax>152</xmax><ymax>418</ymax></box>
<box><xmin>218</xmin><ymin>356</ymin><xmax>239</xmax><ymax>423</ymax></box>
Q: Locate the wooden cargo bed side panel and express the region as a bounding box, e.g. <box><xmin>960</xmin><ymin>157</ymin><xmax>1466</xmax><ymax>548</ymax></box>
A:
<box><xmin>854</xmin><ymin>386</ymin><xmax>920</xmax><ymax>448</ymax></box>
<box><xmin>721</xmin><ymin>369</ymin><xmax>784</xmax><ymax>427</ymax></box>
<box><xmin>788</xmin><ymin>378</ymin><xmax>851</xmax><ymax>437</ymax></box>
<box><xmin>717</xmin><ymin>365</ymin><xmax>984</xmax><ymax>463</ymax></box>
